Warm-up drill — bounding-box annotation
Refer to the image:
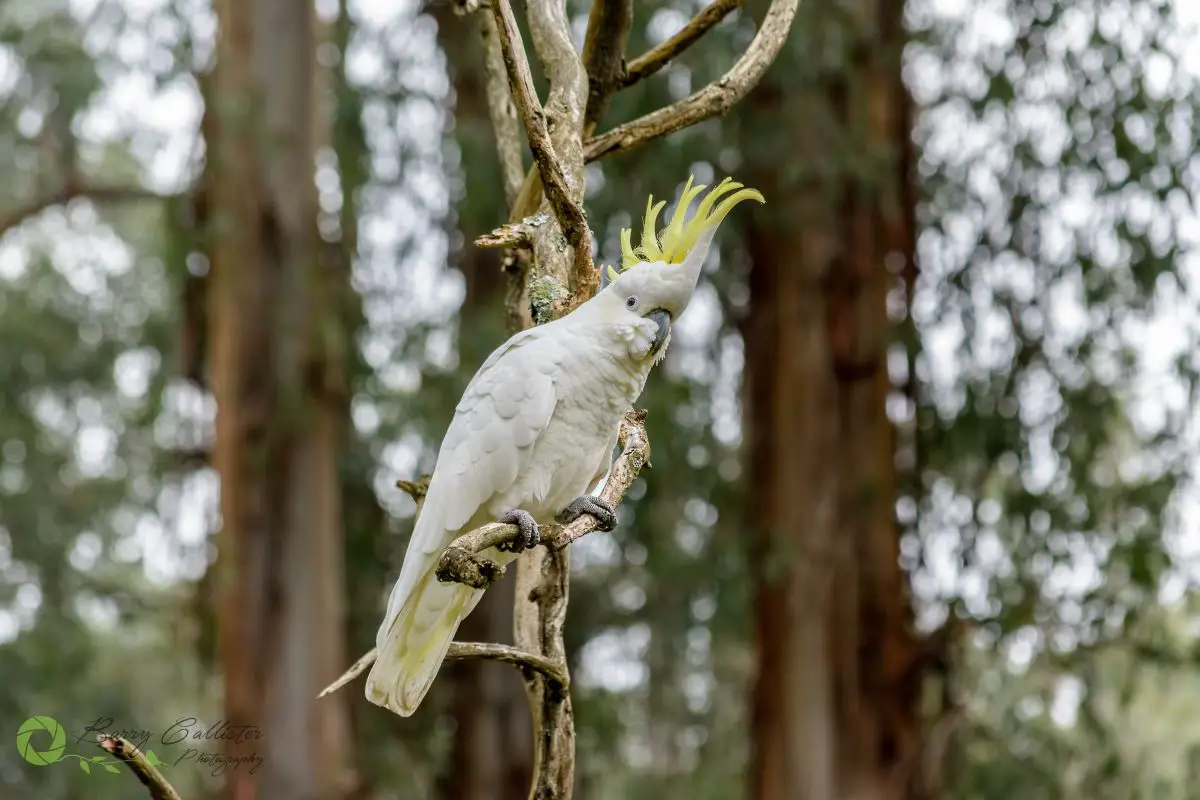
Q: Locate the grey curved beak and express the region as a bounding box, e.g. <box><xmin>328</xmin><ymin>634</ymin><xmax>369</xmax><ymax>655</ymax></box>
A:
<box><xmin>648</xmin><ymin>309</ymin><xmax>672</xmax><ymax>357</ymax></box>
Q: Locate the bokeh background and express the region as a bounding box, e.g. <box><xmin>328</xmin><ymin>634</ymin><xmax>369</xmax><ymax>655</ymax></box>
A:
<box><xmin>3</xmin><ymin>0</ymin><xmax>1200</xmax><ymax>797</ymax></box>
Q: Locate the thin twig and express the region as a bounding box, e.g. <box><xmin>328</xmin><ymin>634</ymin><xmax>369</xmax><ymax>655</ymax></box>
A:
<box><xmin>585</xmin><ymin>0</ymin><xmax>799</xmax><ymax>163</ymax></box>
<box><xmin>97</xmin><ymin>735</ymin><xmax>182</xmax><ymax>800</ymax></box>
<box><xmin>447</xmin><ymin>642</ymin><xmax>568</xmax><ymax>694</ymax></box>
<box><xmin>318</xmin><ymin>646</ymin><xmax>381</xmax><ymax>698</ymax></box>
<box><xmin>488</xmin><ymin>0</ymin><xmax>593</xmax><ymax>282</ymax></box>
<box><xmin>622</xmin><ymin>0</ymin><xmax>745</xmax><ymax>87</ymax></box>
<box><xmin>0</xmin><ymin>184</ymin><xmax>172</xmax><ymax>236</ymax></box>
<box><xmin>318</xmin><ymin>641</ymin><xmax>567</xmax><ymax>698</ymax></box>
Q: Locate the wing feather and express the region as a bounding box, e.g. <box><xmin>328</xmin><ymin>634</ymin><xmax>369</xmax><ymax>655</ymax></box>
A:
<box><xmin>375</xmin><ymin>328</ymin><xmax>560</xmax><ymax>644</ymax></box>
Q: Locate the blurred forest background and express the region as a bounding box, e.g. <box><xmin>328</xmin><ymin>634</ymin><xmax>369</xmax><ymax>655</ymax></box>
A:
<box><xmin>4</xmin><ymin>0</ymin><xmax>1200</xmax><ymax>798</ymax></box>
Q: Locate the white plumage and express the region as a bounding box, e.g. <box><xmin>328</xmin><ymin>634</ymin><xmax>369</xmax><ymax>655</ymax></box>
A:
<box><xmin>365</xmin><ymin>176</ymin><xmax>764</xmax><ymax>717</ymax></box>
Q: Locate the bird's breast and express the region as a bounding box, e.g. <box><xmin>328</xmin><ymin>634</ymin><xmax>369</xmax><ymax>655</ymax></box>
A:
<box><xmin>491</xmin><ymin>344</ymin><xmax>649</xmax><ymax>520</ymax></box>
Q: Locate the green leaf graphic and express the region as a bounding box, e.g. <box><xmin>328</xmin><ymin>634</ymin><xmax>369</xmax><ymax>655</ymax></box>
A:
<box><xmin>79</xmin><ymin>760</ymin><xmax>91</xmax><ymax>774</ymax></box>
<box><xmin>15</xmin><ymin>716</ymin><xmax>67</xmax><ymax>766</ymax></box>
<box><xmin>145</xmin><ymin>750</ymin><xmax>162</xmax><ymax>765</ymax></box>
<box><xmin>104</xmin><ymin>765</ymin><xmax>120</xmax><ymax>774</ymax></box>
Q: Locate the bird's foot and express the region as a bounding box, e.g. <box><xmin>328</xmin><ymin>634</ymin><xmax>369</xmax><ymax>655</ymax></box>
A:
<box><xmin>556</xmin><ymin>495</ymin><xmax>618</xmax><ymax>532</ymax></box>
<box><xmin>497</xmin><ymin>509</ymin><xmax>540</xmax><ymax>553</ymax></box>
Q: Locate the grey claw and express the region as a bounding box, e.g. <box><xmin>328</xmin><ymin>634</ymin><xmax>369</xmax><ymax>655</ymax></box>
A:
<box><xmin>498</xmin><ymin>509</ymin><xmax>540</xmax><ymax>552</ymax></box>
<box><xmin>556</xmin><ymin>495</ymin><xmax>618</xmax><ymax>532</ymax></box>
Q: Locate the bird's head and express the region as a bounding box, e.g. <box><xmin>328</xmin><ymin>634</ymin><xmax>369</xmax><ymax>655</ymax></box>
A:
<box><xmin>593</xmin><ymin>175</ymin><xmax>764</xmax><ymax>362</ymax></box>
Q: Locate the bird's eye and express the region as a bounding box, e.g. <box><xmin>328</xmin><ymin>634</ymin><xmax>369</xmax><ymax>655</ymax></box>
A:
<box><xmin>625</xmin><ymin>296</ymin><xmax>638</xmax><ymax>309</ymax></box>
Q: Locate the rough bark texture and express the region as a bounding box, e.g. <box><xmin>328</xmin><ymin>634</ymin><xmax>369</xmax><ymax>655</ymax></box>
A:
<box><xmin>743</xmin><ymin>0</ymin><xmax>922</xmax><ymax>798</ymax></box>
<box><xmin>210</xmin><ymin>0</ymin><xmax>352</xmax><ymax>797</ymax></box>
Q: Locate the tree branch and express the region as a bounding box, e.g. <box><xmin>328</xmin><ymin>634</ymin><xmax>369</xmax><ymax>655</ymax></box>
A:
<box><xmin>478</xmin><ymin>10</ymin><xmax>526</xmax><ymax>206</ymax></box>
<box><xmin>582</xmin><ymin>0</ymin><xmax>635</xmax><ymax>130</ymax></box>
<box><xmin>96</xmin><ymin>735</ymin><xmax>182</xmax><ymax>800</ymax></box>
<box><xmin>585</xmin><ymin>0</ymin><xmax>799</xmax><ymax>162</ymax></box>
<box><xmin>0</xmin><ymin>183</ymin><xmax>172</xmax><ymax>237</ymax></box>
<box><xmin>319</xmin><ymin>640</ymin><xmax>566</xmax><ymax>700</ymax></box>
<box><xmin>488</xmin><ymin>0</ymin><xmax>593</xmax><ymax>292</ymax></box>
<box><xmin>446</xmin><ymin>642</ymin><xmax>568</xmax><ymax>695</ymax></box>
<box><xmin>475</xmin><ymin>213</ymin><xmax>549</xmax><ymax>249</ymax></box>
<box><xmin>622</xmin><ymin>0</ymin><xmax>745</xmax><ymax>88</ymax></box>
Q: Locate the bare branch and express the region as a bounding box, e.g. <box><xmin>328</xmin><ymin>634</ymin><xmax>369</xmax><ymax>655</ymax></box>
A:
<box><xmin>318</xmin><ymin>646</ymin><xmax>380</xmax><ymax>698</ymax></box>
<box><xmin>582</xmin><ymin>0</ymin><xmax>634</xmax><ymax>129</ymax></box>
<box><xmin>475</xmin><ymin>213</ymin><xmax>550</xmax><ymax>249</ymax></box>
<box><xmin>524</xmin><ymin>0</ymin><xmax>596</xmax><ymax>308</ymax></box>
<box><xmin>489</xmin><ymin>0</ymin><xmax>593</xmax><ymax>287</ymax></box>
<box><xmin>446</xmin><ymin>642</ymin><xmax>568</xmax><ymax>694</ymax></box>
<box><xmin>585</xmin><ymin>0</ymin><xmax>799</xmax><ymax>163</ymax></box>
<box><xmin>622</xmin><ymin>0</ymin><xmax>745</xmax><ymax>88</ymax></box>
<box><xmin>318</xmin><ymin>641</ymin><xmax>565</xmax><ymax>698</ymax></box>
<box><xmin>479</xmin><ymin>11</ymin><xmax>525</xmax><ymax>205</ymax></box>
<box><xmin>395</xmin><ymin>476</ymin><xmax>431</xmax><ymax>503</ymax></box>
<box><xmin>97</xmin><ymin>735</ymin><xmax>182</xmax><ymax>800</ymax></box>
<box><xmin>0</xmin><ymin>183</ymin><xmax>173</xmax><ymax>237</ymax></box>
<box><xmin>437</xmin><ymin>544</ymin><xmax>507</xmax><ymax>588</ymax></box>
<box><xmin>435</xmin><ymin>410</ymin><xmax>649</xmax><ymax>583</ymax></box>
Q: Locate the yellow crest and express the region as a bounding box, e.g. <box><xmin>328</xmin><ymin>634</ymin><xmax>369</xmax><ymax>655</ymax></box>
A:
<box><xmin>606</xmin><ymin>175</ymin><xmax>766</xmax><ymax>283</ymax></box>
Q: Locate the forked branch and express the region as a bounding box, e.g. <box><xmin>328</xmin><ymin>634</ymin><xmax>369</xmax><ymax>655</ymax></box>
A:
<box><xmin>488</xmin><ymin>0</ymin><xmax>593</xmax><ymax>282</ymax></box>
<box><xmin>586</xmin><ymin>0</ymin><xmax>799</xmax><ymax>162</ymax></box>
<box><xmin>356</xmin><ymin>2</ymin><xmax>796</xmax><ymax>798</ymax></box>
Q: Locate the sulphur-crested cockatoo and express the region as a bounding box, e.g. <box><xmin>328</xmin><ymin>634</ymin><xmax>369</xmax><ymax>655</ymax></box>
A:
<box><xmin>367</xmin><ymin>176</ymin><xmax>765</xmax><ymax>716</ymax></box>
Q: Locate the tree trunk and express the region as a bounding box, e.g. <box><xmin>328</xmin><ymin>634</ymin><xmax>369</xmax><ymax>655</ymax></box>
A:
<box><xmin>431</xmin><ymin>5</ymin><xmax>533</xmax><ymax>799</ymax></box>
<box><xmin>210</xmin><ymin>0</ymin><xmax>352</xmax><ymax>797</ymax></box>
<box><xmin>743</xmin><ymin>1</ymin><xmax>922</xmax><ymax>797</ymax></box>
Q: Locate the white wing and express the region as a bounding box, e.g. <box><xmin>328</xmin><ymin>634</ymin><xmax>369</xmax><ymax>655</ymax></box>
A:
<box><xmin>367</xmin><ymin>327</ymin><xmax>562</xmax><ymax>714</ymax></box>
<box><xmin>378</xmin><ymin>328</ymin><xmax>561</xmax><ymax>628</ymax></box>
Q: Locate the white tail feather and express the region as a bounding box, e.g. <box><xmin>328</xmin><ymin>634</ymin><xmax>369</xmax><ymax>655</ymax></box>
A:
<box><xmin>365</xmin><ymin>572</ymin><xmax>482</xmax><ymax>716</ymax></box>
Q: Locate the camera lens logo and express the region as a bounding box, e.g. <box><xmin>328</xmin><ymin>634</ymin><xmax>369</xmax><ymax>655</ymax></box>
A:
<box><xmin>16</xmin><ymin>716</ymin><xmax>66</xmax><ymax>766</ymax></box>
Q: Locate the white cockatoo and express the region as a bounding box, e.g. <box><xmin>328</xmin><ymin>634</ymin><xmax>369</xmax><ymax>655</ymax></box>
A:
<box><xmin>367</xmin><ymin>176</ymin><xmax>765</xmax><ymax>716</ymax></box>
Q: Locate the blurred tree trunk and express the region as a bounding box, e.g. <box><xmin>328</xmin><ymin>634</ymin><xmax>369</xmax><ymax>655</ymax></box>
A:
<box><xmin>209</xmin><ymin>0</ymin><xmax>353</xmax><ymax>797</ymax></box>
<box><xmin>743</xmin><ymin>1</ymin><xmax>923</xmax><ymax>798</ymax></box>
<box><xmin>432</xmin><ymin>6</ymin><xmax>533</xmax><ymax>800</ymax></box>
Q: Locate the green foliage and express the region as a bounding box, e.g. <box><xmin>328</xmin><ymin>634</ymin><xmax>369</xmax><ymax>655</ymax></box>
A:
<box><xmin>908</xmin><ymin>0</ymin><xmax>1200</xmax><ymax>792</ymax></box>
